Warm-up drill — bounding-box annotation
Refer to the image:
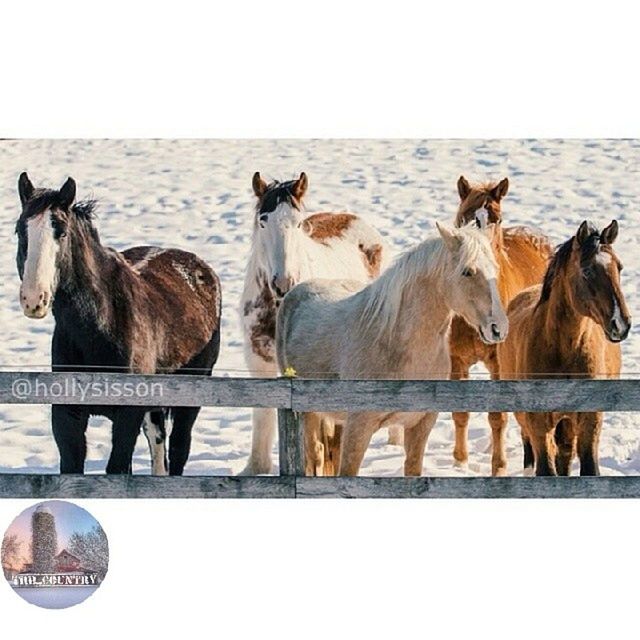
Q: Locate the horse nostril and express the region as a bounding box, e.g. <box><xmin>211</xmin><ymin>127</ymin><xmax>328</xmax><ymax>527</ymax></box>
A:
<box><xmin>491</xmin><ymin>323</ymin><xmax>501</xmax><ymax>339</ymax></box>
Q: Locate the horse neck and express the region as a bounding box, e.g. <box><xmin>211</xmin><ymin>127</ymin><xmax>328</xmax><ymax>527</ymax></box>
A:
<box><xmin>245</xmin><ymin>226</ymin><xmax>336</xmax><ymax>288</ymax></box>
<box><xmin>539</xmin><ymin>269</ymin><xmax>591</xmax><ymax>351</ymax></box>
<box><xmin>493</xmin><ymin>230</ymin><xmax>514</xmax><ymax>302</ymax></box>
<box><xmin>364</xmin><ymin>241</ymin><xmax>453</xmax><ymax>357</ymax></box>
<box><xmin>396</xmin><ymin>269</ymin><xmax>453</xmax><ymax>348</ymax></box>
<box><xmin>56</xmin><ymin>222</ymin><xmax>131</xmax><ymax>331</ymax></box>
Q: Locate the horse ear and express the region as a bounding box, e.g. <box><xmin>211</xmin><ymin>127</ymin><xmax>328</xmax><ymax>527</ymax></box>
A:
<box><xmin>252</xmin><ymin>172</ymin><xmax>268</xmax><ymax>198</ymax></box>
<box><xmin>457</xmin><ymin>175</ymin><xmax>471</xmax><ymax>201</ymax></box>
<box><xmin>436</xmin><ymin>222</ymin><xmax>460</xmax><ymax>251</ymax></box>
<box><xmin>301</xmin><ymin>219</ymin><xmax>314</xmax><ymax>236</ymax></box>
<box><xmin>576</xmin><ymin>220</ymin><xmax>592</xmax><ymax>246</ymax></box>
<box><xmin>490</xmin><ymin>177</ymin><xmax>509</xmax><ymax>201</ymax></box>
<box><xmin>292</xmin><ymin>172</ymin><xmax>308</xmax><ymax>200</ymax></box>
<box><xmin>58</xmin><ymin>177</ymin><xmax>76</xmax><ymax>210</ymax></box>
<box><xmin>18</xmin><ymin>172</ymin><xmax>34</xmax><ymax>206</ymax></box>
<box><xmin>600</xmin><ymin>220</ymin><xmax>619</xmax><ymax>245</ymax></box>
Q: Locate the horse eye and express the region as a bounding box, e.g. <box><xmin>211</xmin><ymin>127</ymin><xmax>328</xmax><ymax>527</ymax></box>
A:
<box><xmin>51</xmin><ymin>218</ymin><xmax>67</xmax><ymax>239</ymax></box>
<box><xmin>583</xmin><ymin>267</ymin><xmax>594</xmax><ymax>278</ymax></box>
<box><xmin>461</xmin><ymin>268</ymin><xmax>474</xmax><ymax>277</ymax></box>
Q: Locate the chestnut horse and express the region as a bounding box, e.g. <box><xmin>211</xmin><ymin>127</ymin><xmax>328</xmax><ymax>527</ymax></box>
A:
<box><xmin>449</xmin><ymin>176</ymin><xmax>553</xmax><ymax>475</ymax></box>
<box><xmin>497</xmin><ymin>221</ymin><xmax>631</xmax><ymax>476</ymax></box>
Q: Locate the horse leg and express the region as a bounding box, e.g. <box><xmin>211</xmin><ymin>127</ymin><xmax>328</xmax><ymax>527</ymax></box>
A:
<box><xmin>52</xmin><ymin>405</ymin><xmax>89</xmax><ymax>474</ymax></box>
<box><xmin>554</xmin><ymin>418</ymin><xmax>576</xmax><ymax>476</ymax></box>
<box><xmin>576</xmin><ymin>412</ymin><xmax>603</xmax><ymax>476</ymax></box>
<box><xmin>451</xmin><ymin>357</ymin><xmax>470</xmax><ymax>467</ymax></box>
<box><xmin>339</xmin><ymin>413</ymin><xmax>379</xmax><ymax>476</ymax></box>
<box><xmin>106</xmin><ymin>408</ymin><xmax>146</xmax><ymax>474</ymax></box>
<box><xmin>240</xmin><ymin>407</ymin><xmax>277</xmax><ymax>475</ymax></box>
<box><xmin>168</xmin><ymin>406</ymin><xmax>201</xmax><ymax>475</ymax></box>
<box><xmin>304</xmin><ymin>412</ymin><xmax>325</xmax><ymax>476</ymax></box>
<box><xmin>142</xmin><ymin>409</ymin><xmax>168</xmax><ymax>476</ymax></box>
<box><xmin>526</xmin><ymin>413</ymin><xmax>558</xmax><ymax>476</ymax></box>
<box><xmin>404</xmin><ymin>413</ymin><xmax>437</xmax><ymax>476</ymax></box>
<box><xmin>387</xmin><ymin>425</ymin><xmax>404</xmax><ymax>446</ymax></box>
<box><xmin>515</xmin><ymin>412</ymin><xmax>535</xmax><ymax>476</ymax></box>
<box><xmin>485</xmin><ymin>347</ymin><xmax>508</xmax><ymax>476</ymax></box>
<box><xmin>323</xmin><ymin>419</ymin><xmax>342</xmax><ymax>477</ymax></box>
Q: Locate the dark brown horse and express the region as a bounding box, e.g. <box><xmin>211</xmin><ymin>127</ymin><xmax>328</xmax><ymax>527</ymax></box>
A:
<box><xmin>15</xmin><ymin>173</ymin><xmax>222</xmax><ymax>475</ymax></box>
<box><xmin>497</xmin><ymin>220</ymin><xmax>631</xmax><ymax>476</ymax></box>
<box><xmin>449</xmin><ymin>176</ymin><xmax>553</xmax><ymax>475</ymax></box>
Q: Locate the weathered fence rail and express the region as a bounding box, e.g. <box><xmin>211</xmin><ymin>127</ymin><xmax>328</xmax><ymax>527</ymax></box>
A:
<box><xmin>0</xmin><ymin>371</ymin><xmax>638</xmax><ymax>499</ymax></box>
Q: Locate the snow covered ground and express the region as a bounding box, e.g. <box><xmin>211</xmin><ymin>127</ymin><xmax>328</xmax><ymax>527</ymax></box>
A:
<box><xmin>0</xmin><ymin>139</ymin><xmax>639</xmax><ymax>476</ymax></box>
<box><xmin>12</xmin><ymin>586</ymin><xmax>98</xmax><ymax>609</ymax></box>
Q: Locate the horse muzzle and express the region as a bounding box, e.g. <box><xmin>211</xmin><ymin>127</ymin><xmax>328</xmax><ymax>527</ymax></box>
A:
<box><xmin>478</xmin><ymin>320</ymin><xmax>509</xmax><ymax>345</ymax></box>
<box><xmin>606</xmin><ymin>316</ymin><xmax>631</xmax><ymax>343</ymax></box>
<box><xmin>20</xmin><ymin>287</ymin><xmax>52</xmax><ymax>319</ymax></box>
<box><xmin>271</xmin><ymin>275</ymin><xmax>296</xmax><ymax>299</ymax></box>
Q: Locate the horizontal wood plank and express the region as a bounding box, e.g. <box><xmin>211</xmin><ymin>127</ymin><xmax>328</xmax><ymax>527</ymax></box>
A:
<box><xmin>2</xmin><ymin>475</ymin><xmax>640</xmax><ymax>499</ymax></box>
<box><xmin>295</xmin><ymin>477</ymin><xmax>640</xmax><ymax>499</ymax></box>
<box><xmin>291</xmin><ymin>379</ymin><xmax>640</xmax><ymax>412</ymax></box>
<box><xmin>0</xmin><ymin>372</ymin><xmax>292</xmax><ymax>408</ymax></box>
<box><xmin>0</xmin><ymin>474</ymin><xmax>295</xmax><ymax>499</ymax></box>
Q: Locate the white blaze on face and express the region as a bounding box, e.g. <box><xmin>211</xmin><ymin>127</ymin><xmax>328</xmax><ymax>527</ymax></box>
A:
<box><xmin>20</xmin><ymin>212</ymin><xmax>59</xmax><ymax>318</ymax></box>
<box><xmin>611</xmin><ymin>297</ymin><xmax>626</xmax><ymax>330</ymax></box>
<box><xmin>475</xmin><ymin>208</ymin><xmax>489</xmax><ymax>230</ymax></box>
<box><xmin>477</xmin><ymin>248</ymin><xmax>508</xmax><ymax>342</ymax></box>
<box><xmin>595</xmin><ymin>251</ymin><xmax>612</xmax><ymax>268</ymax></box>
<box><xmin>260</xmin><ymin>202</ymin><xmax>306</xmax><ymax>293</ymax></box>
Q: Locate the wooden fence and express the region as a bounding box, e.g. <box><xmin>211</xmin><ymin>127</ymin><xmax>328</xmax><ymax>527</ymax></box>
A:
<box><xmin>0</xmin><ymin>371</ymin><xmax>639</xmax><ymax>499</ymax></box>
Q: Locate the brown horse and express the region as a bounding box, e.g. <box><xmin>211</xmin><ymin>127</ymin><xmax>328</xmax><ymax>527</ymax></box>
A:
<box><xmin>449</xmin><ymin>176</ymin><xmax>553</xmax><ymax>475</ymax></box>
<box><xmin>497</xmin><ymin>221</ymin><xmax>631</xmax><ymax>476</ymax></box>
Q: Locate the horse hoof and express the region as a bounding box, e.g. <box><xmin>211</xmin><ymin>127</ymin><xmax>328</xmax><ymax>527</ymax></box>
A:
<box><xmin>523</xmin><ymin>466</ymin><xmax>535</xmax><ymax>477</ymax></box>
<box><xmin>238</xmin><ymin>461</ymin><xmax>274</xmax><ymax>476</ymax></box>
<box><xmin>453</xmin><ymin>459</ymin><xmax>469</xmax><ymax>471</ymax></box>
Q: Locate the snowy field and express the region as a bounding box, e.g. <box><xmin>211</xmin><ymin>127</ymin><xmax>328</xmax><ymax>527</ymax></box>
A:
<box><xmin>0</xmin><ymin>139</ymin><xmax>639</xmax><ymax>476</ymax></box>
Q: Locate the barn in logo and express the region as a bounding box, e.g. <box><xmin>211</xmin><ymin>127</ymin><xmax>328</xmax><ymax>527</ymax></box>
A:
<box><xmin>2</xmin><ymin>501</ymin><xmax>109</xmax><ymax>609</ymax></box>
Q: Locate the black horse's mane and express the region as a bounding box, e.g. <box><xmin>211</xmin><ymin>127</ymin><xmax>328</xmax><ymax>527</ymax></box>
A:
<box><xmin>21</xmin><ymin>189</ymin><xmax>98</xmax><ymax>222</ymax></box>
<box><xmin>537</xmin><ymin>224</ymin><xmax>601</xmax><ymax>306</ymax></box>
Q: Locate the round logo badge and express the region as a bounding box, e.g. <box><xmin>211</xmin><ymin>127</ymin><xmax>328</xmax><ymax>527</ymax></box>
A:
<box><xmin>2</xmin><ymin>500</ymin><xmax>109</xmax><ymax>609</ymax></box>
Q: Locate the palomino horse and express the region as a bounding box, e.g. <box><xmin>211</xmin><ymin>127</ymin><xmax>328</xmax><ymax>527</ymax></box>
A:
<box><xmin>277</xmin><ymin>223</ymin><xmax>509</xmax><ymax>476</ymax></box>
<box><xmin>449</xmin><ymin>176</ymin><xmax>553</xmax><ymax>475</ymax></box>
<box><xmin>240</xmin><ymin>172</ymin><xmax>393</xmax><ymax>475</ymax></box>
<box><xmin>15</xmin><ymin>173</ymin><xmax>222</xmax><ymax>475</ymax></box>
<box><xmin>497</xmin><ymin>221</ymin><xmax>631</xmax><ymax>476</ymax></box>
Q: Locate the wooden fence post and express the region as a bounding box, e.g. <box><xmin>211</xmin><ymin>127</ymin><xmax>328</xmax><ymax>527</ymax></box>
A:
<box><xmin>277</xmin><ymin>408</ymin><xmax>304</xmax><ymax>476</ymax></box>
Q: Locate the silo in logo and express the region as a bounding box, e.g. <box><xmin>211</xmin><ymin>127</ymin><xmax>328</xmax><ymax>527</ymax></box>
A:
<box><xmin>31</xmin><ymin>506</ymin><xmax>57</xmax><ymax>574</ymax></box>
<box><xmin>1</xmin><ymin>500</ymin><xmax>109</xmax><ymax>609</ymax></box>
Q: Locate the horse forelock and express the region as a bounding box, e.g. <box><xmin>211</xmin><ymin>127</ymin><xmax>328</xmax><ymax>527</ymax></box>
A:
<box><xmin>256</xmin><ymin>180</ymin><xmax>303</xmax><ymax>216</ymax></box>
<box><xmin>537</xmin><ymin>227</ymin><xmax>602</xmax><ymax>307</ymax></box>
<box><xmin>449</xmin><ymin>225</ymin><xmax>498</xmax><ymax>279</ymax></box>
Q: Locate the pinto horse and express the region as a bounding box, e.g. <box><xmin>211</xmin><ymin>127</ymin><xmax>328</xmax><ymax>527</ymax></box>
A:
<box><xmin>449</xmin><ymin>176</ymin><xmax>553</xmax><ymax>475</ymax></box>
<box><xmin>240</xmin><ymin>172</ymin><xmax>392</xmax><ymax>475</ymax></box>
<box><xmin>15</xmin><ymin>173</ymin><xmax>221</xmax><ymax>475</ymax></box>
<box><xmin>277</xmin><ymin>223</ymin><xmax>508</xmax><ymax>476</ymax></box>
<box><xmin>497</xmin><ymin>221</ymin><xmax>631</xmax><ymax>476</ymax></box>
